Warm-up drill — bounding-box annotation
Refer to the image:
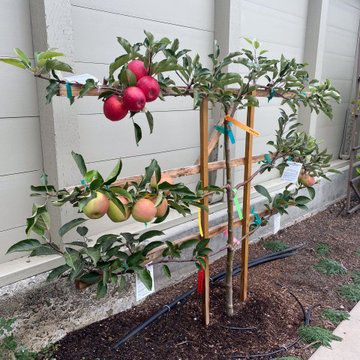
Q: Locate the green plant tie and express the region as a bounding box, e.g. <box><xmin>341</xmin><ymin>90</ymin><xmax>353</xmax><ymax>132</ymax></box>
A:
<box><xmin>258</xmin><ymin>153</ymin><xmax>272</xmax><ymax>166</ymax></box>
<box><xmin>267</xmin><ymin>88</ymin><xmax>276</xmax><ymax>102</ymax></box>
<box><xmin>232</xmin><ymin>189</ymin><xmax>243</xmax><ymax>220</ymax></box>
<box><xmin>80</xmin><ymin>179</ymin><xmax>89</xmax><ymax>191</ymax></box>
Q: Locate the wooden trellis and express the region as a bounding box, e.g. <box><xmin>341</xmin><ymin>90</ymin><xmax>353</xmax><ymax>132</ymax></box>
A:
<box><xmin>59</xmin><ymin>83</ymin><xmax>293</xmax><ymax>324</ymax></box>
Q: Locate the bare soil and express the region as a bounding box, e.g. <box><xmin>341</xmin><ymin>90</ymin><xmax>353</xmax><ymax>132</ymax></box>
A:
<box><xmin>49</xmin><ymin>199</ymin><xmax>360</xmax><ymax>360</ymax></box>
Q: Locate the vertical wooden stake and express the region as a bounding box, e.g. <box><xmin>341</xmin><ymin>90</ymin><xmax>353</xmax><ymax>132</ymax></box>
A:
<box><xmin>240</xmin><ymin>99</ymin><xmax>256</xmax><ymax>302</ymax></box>
<box><xmin>200</xmin><ymin>98</ymin><xmax>210</xmax><ymax>325</ymax></box>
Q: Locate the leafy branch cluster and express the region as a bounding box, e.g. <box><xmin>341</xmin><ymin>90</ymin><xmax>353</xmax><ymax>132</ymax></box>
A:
<box><xmin>8</xmin><ymin>153</ymin><xmax>222</xmax><ymax>298</ymax></box>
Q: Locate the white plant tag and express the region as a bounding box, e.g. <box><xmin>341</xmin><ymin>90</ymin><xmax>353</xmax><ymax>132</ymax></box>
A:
<box><xmin>136</xmin><ymin>265</ymin><xmax>155</xmax><ymax>301</ymax></box>
<box><xmin>281</xmin><ymin>161</ymin><xmax>302</xmax><ymax>183</ymax></box>
<box><xmin>273</xmin><ymin>213</ymin><xmax>281</xmax><ymax>234</ymax></box>
<box><xmin>64</xmin><ymin>73</ymin><xmax>98</xmax><ymax>84</ymax></box>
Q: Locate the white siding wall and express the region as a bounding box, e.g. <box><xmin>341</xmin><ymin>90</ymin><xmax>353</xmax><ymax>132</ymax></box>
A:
<box><xmin>316</xmin><ymin>0</ymin><xmax>360</xmax><ymax>155</ymax></box>
<box><xmin>232</xmin><ymin>0</ymin><xmax>309</xmax><ymax>186</ymax></box>
<box><xmin>0</xmin><ymin>0</ymin><xmax>43</xmax><ymax>263</ymax></box>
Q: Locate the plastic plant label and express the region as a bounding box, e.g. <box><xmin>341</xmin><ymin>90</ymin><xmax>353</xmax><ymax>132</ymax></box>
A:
<box><xmin>224</xmin><ymin>115</ymin><xmax>260</xmax><ymax>137</ymax></box>
<box><xmin>281</xmin><ymin>161</ymin><xmax>302</xmax><ymax>183</ymax></box>
<box><xmin>136</xmin><ymin>265</ymin><xmax>155</xmax><ymax>301</ymax></box>
<box><xmin>273</xmin><ymin>213</ymin><xmax>281</xmax><ymax>234</ymax></box>
<box><xmin>64</xmin><ymin>73</ymin><xmax>98</xmax><ymax>84</ymax></box>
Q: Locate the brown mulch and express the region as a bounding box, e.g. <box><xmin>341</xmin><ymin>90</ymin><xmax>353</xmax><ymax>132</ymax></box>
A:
<box><xmin>50</xmin><ymin>199</ymin><xmax>360</xmax><ymax>360</ymax></box>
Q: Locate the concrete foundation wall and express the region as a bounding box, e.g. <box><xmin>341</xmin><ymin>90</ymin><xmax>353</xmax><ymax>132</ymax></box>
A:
<box><xmin>0</xmin><ymin>162</ymin><xmax>348</xmax><ymax>351</ymax></box>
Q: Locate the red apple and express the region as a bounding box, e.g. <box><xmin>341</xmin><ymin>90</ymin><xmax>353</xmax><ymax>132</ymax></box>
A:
<box><xmin>132</xmin><ymin>198</ymin><xmax>157</xmax><ymax>223</ymax></box>
<box><xmin>128</xmin><ymin>60</ymin><xmax>147</xmax><ymax>81</ymax></box>
<box><xmin>136</xmin><ymin>76</ymin><xmax>160</xmax><ymax>102</ymax></box>
<box><xmin>298</xmin><ymin>172</ymin><xmax>316</xmax><ymax>187</ymax></box>
<box><xmin>122</xmin><ymin>87</ymin><xmax>146</xmax><ymax>111</ymax></box>
<box><xmin>107</xmin><ymin>196</ymin><xmax>131</xmax><ymax>222</ymax></box>
<box><xmin>82</xmin><ymin>192</ymin><xmax>109</xmax><ymax>219</ymax></box>
<box><xmin>103</xmin><ymin>95</ymin><xmax>128</xmax><ymax>121</ymax></box>
<box><xmin>151</xmin><ymin>196</ymin><xmax>168</xmax><ymax>217</ymax></box>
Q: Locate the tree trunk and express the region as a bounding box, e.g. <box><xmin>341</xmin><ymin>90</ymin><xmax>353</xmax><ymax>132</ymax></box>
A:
<box><xmin>224</xmin><ymin>119</ymin><xmax>234</xmax><ymax>316</ymax></box>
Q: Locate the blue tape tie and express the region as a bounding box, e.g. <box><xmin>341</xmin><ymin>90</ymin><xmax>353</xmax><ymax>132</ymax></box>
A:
<box><xmin>144</xmin><ymin>222</ymin><xmax>147</xmax><ymax>227</ymax></box>
<box><xmin>105</xmin><ymin>185</ymin><xmax>109</xmax><ymax>190</ymax></box>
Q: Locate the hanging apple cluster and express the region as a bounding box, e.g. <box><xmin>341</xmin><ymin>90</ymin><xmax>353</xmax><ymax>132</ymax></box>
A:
<box><xmin>103</xmin><ymin>60</ymin><xmax>160</xmax><ymax>121</ymax></box>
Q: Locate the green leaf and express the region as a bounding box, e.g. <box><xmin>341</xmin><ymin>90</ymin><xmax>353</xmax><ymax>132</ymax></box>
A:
<box><xmin>121</xmin><ymin>68</ymin><xmax>137</xmax><ymax>87</ymax></box>
<box><xmin>104</xmin><ymin>159</ymin><xmax>122</xmax><ymax>185</ymax></box>
<box><xmin>109</xmin><ymin>54</ymin><xmax>130</xmax><ymax>75</ymax></box>
<box><xmin>139</xmin><ymin>230</ymin><xmax>164</xmax><ymax>243</ymax></box>
<box><xmin>127</xmin><ymin>252</ymin><xmax>145</xmax><ymax>267</ymax></box>
<box><xmin>179</xmin><ymin>239</ymin><xmax>199</xmax><ymax>250</ymax></box>
<box><xmin>38</xmin><ymin>50</ymin><xmax>65</xmax><ymax>60</ymax></box>
<box><xmin>254</xmin><ymin>185</ymin><xmax>272</xmax><ymax>202</ymax></box>
<box><xmin>45</xmin><ymin>79</ymin><xmax>60</xmax><ymax>104</ymax></box>
<box><xmin>76</xmin><ymin>226</ymin><xmax>88</xmax><ymax>237</ymax></box>
<box><xmin>144</xmin><ymin>30</ymin><xmax>155</xmax><ymax>45</ymax></box>
<box><xmin>295</xmin><ymin>196</ymin><xmax>311</xmax><ymax>205</ymax></box>
<box><xmin>78</xmin><ymin>78</ymin><xmax>96</xmax><ymax>98</ymax></box>
<box><xmin>30</xmin><ymin>246</ymin><xmax>59</xmax><ymax>256</ymax></box>
<box><xmin>64</xmin><ymin>248</ymin><xmax>80</xmax><ymax>269</ymax></box>
<box><xmin>142</xmin><ymin>241</ymin><xmax>164</xmax><ymax>255</ymax></box>
<box><xmin>59</xmin><ymin>218</ymin><xmax>87</xmax><ymax>237</ymax></box>
<box><xmin>307</xmin><ymin>187</ymin><xmax>315</xmax><ymax>200</ymax></box>
<box><xmin>133</xmin><ymin>122</ymin><xmax>142</xmax><ymax>145</ymax></box>
<box><xmin>14</xmin><ymin>48</ymin><xmax>31</xmax><ymax>67</ymax></box>
<box><xmin>86</xmin><ymin>247</ymin><xmax>101</xmax><ymax>266</ymax></box>
<box><xmin>108</xmin><ymin>186</ymin><xmax>132</xmax><ymax>202</ymax></box>
<box><xmin>254</xmin><ymin>40</ymin><xmax>260</xmax><ymax>49</ymax></box>
<box><xmin>45</xmin><ymin>59</ymin><xmax>73</xmax><ymax>73</ymax></box>
<box><xmin>162</xmin><ymin>265</ymin><xmax>171</xmax><ymax>278</ymax></box>
<box><xmin>71</xmin><ymin>151</ymin><xmax>87</xmax><ymax>176</ymax></box>
<box><xmin>46</xmin><ymin>264</ymin><xmax>70</xmax><ymax>282</ymax></box>
<box><xmin>145</xmin><ymin>109</ymin><xmax>154</xmax><ymax>134</ymax></box>
<box><xmin>96</xmin><ymin>234</ymin><xmax>119</xmax><ymax>252</ymax></box>
<box><xmin>96</xmin><ymin>281</ymin><xmax>107</xmax><ymax>298</ymax></box>
<box><xmin>328</xmin><ymin>169</ymin><xmax>342</xmax><ymax>174</ymax></box>
<box><xmin>7</xmin><ymin>239</ymin><xmax>41</xmax><ymax>254</ymax></box>
<box><xmin>117</xmin><ymin>37</ymin><xmax>132</xmax><ymax>53</ymax></box>
<box><xmin>0</xmin><ymin>58</ymin><xmax>27</xmax><ymax>69</ymax></box>
<box><xmin>134</xmin><ymin>267</ymin><xmax>152</xmax><ymax>291</ymax></box>
<box><xmin>79</xmin><ymin>272</ymin><xmax>101</xmax><ymax>284</ymax></box>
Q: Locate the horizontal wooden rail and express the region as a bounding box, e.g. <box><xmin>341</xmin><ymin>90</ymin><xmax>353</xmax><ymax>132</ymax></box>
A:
<box><xmin>59</xmin><ymin>83</ymin><xmax>305</xmax><ymax>100</ymax></box>
<box><xmin>65</xmin><ymin>154</ymin><xmax>268</xmax><ymax>193</ymax></box>
<box><xmin>146</xmin><ymin>208</ymin><xmax>269</xmax><ymax>263</ymax></box>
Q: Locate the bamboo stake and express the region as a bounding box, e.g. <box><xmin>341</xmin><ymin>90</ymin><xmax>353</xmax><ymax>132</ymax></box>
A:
<box><xmin>199</xmin><ymin>98</ymin><xmax>210</xmax><ymax>325</ymax></box>
<box><xmin>240</xmin><ymin>94</ymin><xmax>256</xmax><ymax>302</ymax></box>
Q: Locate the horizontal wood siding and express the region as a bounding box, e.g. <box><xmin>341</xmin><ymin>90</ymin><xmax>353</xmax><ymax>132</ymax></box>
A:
<box><xmin>0</xmin><ymin>0</ymin><xmax>42</xmax><ymax>264</ymax></box>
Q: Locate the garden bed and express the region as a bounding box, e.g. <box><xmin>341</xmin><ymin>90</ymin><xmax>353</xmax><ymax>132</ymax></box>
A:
<box><xmin>49</xmin><ymin>199</ymin><xmax>360</xmax><ymax>359</ymax></box>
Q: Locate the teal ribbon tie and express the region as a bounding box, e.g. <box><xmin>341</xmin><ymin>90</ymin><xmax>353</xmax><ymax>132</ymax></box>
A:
<box><xmin>66</xmin><ymin>82</ymin><xmax>72</xmax><ymax>99</ymax></box>
<box><xmin>267</xmin><ymin>88</ymin><xmax>276</xmax><ymax>102</ymax></box>
<box><xmin>258</xmin><ymin>153</ymin><xmax>272</xmax><ymax>166</ymax></box>
<box><xmin>232</xmin><ymin>189</ymin><xmax>243</xmax><ymax>220</ymax></box>
<box><xmin>216</xmin><ymin>125</ymin><xmax>235</xmax><ymax>144</ymax></box>
<box><xmin>81</xmin><ymin>179</ymin><xmax>89</xmax><ymax>191</ymax></box>
<box><xmin>250</xmin><ymin>206</ymin><xmax>261</xmax><ymax>226</ymax></box>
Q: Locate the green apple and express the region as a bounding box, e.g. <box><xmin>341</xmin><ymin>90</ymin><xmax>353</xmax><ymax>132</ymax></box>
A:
<box><xmin>82</xmin><ymin>191</ymin><xmax>109</xmax><ymax>219</ymax></box>
<box><xmin>107</xmin><ymin>196</ymin><xmax>131</xmax><ymax>222</ymax></box>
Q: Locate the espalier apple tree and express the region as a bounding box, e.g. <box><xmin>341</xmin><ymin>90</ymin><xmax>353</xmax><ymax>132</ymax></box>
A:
<box><xmin>1</xmin><ymin>31</ymin><xmax>341</xmax><ymax>314</ymax></box>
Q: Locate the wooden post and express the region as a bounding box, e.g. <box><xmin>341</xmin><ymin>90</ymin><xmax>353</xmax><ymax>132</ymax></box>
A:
<box><xmin>200</xmin><ymin>98</ymin><xmax>210</xmax><ymax>325</ymax></box>
<box><xmin>240</xmin><ymin>99</ymin><xmax>256</xmax><ymax>302</ymax></box>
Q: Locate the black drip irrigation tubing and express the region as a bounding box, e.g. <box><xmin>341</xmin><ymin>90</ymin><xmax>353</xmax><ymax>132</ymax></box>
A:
<box><xmin>228</xmin><ymin>296</ymin><xmax>320</xmax><ymax>359</ymax></box>
<box><xmin>112</xmin><ymin>242</ymin><xmax>306</xmax><ymax>349</ymax></box>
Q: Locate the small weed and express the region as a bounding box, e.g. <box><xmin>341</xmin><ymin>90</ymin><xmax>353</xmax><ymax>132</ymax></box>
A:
<box><xmin>355</xmin><ymin>250</ymin><xmax>360</xmax><ymax>256</ymax></box>
<box><xmin>337</xmin><ymin>285</ymin><xmax>360</xmax><ymax>302</ymax></box>
<box><xmin>314</xmin><ymin>258</ymin><xmax>347</xmax><ymax>275</ymax></box>
<box><xmin>321</xmin><ymin>309</ymin><xmax>350</xmax><ymax>325</ymax></box>
<box><xmin>351</xmin><ymin>272</ymin><xmax>360</xmax><ymax>286</ymax></box>
<box><xmin>314</xmin><ymin>243</ymin><xmax>330</xmax><ymax>256</ymax></box>
<box><xmin>263</xmin><ymin>240</ymin><xmax>288</xmax><ymax>252</ymax></box>
<box><xmin>299</xmin><ymin>325</ymin><xmax>342</xmax><ymax>348</ymax></box>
